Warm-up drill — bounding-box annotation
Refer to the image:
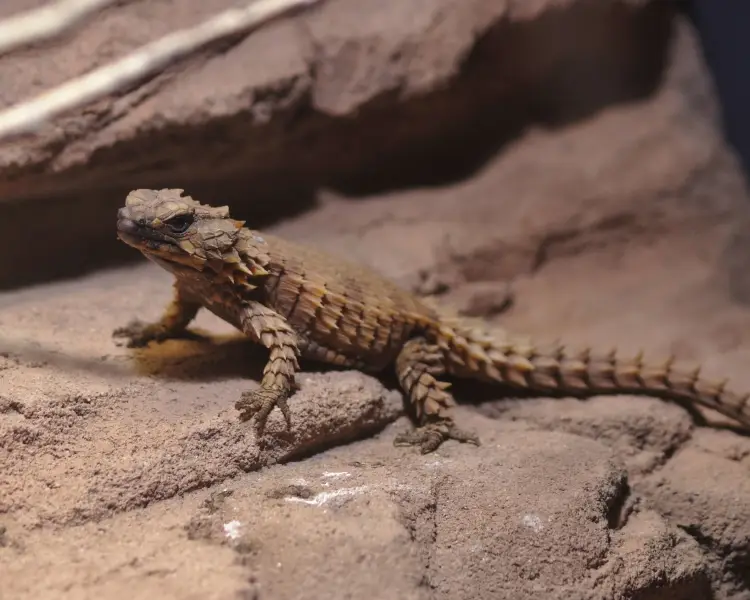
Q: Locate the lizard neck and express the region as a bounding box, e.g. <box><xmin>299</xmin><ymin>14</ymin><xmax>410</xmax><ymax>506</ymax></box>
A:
<box><xmin>169</xmin><ymin>226</ymin><xmax>272</xmax><ymax>296</ymax></box>
<box><xmin>213</xmin><ymin>227</ymin><xmax>273</xmax><ymax>293</ymax></box>
<box><xmin>237</xmin><ymin>228</ymin><xmax>271</xmax><ymax>273</ymax></box>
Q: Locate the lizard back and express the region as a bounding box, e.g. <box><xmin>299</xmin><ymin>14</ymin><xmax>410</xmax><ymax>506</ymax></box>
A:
<box><xmin>245</xmin><ymin>230</ymin><xmax>440</xmax><ymax>369</ymax></box>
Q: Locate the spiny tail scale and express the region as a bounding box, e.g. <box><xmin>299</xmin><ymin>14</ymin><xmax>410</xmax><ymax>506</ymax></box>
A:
<box><xmin>435</xmin><ymin>318</ymin><xmax>750</xmax><ymax>429</ymax></box>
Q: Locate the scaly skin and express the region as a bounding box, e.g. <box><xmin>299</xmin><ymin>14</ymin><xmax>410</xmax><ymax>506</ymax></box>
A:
<box><xmin>113</xmin><ymin>188</ymin><xmax>750</xmax><ymax>453</ymax></box>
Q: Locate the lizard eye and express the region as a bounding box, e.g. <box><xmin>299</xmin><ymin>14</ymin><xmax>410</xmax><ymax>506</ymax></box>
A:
<box><xmin>165</xmin><ymin>214</ymin><xmax>193</xmax><ymax>234</ymax></box>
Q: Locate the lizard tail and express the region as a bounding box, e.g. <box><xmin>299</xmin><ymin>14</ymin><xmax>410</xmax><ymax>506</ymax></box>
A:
<box><xmin>435</xmin><ymin>322</ymin><xmax>750</xmax><ymax>429</ymax></box>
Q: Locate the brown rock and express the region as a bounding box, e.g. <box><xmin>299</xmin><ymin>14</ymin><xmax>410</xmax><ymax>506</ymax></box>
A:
<box><xmin>0</xmin><ymin>406</ymin><xmax>714</xmax><ymax>600</ymax></box>
<box><xmin>640</xmin><ymin>445</ymin><xmax>750</xmax><ymax>598</ymax></box>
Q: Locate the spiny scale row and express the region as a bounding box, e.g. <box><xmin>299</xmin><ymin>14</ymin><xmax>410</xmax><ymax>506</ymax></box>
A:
<box><xmin>443</xmin><ymin>327</ymin><xmax>748</xmax><ymax>410</ymax></box>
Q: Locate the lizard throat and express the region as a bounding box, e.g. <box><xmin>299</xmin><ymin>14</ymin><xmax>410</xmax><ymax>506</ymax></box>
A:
<box><xmin>145</xmin><ymin>253</ymin><xmax>196</xmax><ymax>274</ymax></box>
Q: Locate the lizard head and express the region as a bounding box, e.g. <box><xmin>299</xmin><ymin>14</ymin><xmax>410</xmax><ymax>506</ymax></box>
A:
<box><xmin>117</xmin><ymin>188</ymin><xmax>254</xmax><ymax>274</ymax></box>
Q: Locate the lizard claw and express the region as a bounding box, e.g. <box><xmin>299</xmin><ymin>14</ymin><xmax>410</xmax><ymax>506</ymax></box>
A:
<box><xmin>393</xmin><ymin>420</ymin><xmax>480</xmax><ymax>454</ymax></box>
<box><xmin>235</xmin><ymin>387</ymin><xmax>292</xmax><ymax>434</ymax></box>
<box><xmin>113</xmin><ymin>319</ymin><xmax>206</xmax><ymax>348</ymax></box>
<box><xmin>112</xmin><ymin>319</ymin><xmax>167</xmax><ymax>348</ymax></box>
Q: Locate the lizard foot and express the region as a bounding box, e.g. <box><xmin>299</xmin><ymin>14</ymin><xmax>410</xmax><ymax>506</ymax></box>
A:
<box><xmin>112</xmin><ymin>319</ymin><xmax>171</xmax><ymax>348</ymax></box>
<box><xmin>393</xmin><ymin>421</ymin><xmax>480</xmax><ymax>454</ymax></box>
<box><xmin>113</xmin><ymin>319</ymin><xmax>205</xmax><ymax>348</ymax></box>
<box><xmin>235</xmin><ymin>387</ymin><xmax>292</xmax><ymax>434</ymax></box>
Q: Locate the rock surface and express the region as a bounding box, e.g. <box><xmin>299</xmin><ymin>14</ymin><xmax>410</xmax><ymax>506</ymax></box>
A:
<box><xmin>1</xmin><ymin>1</ymin><xmax>750</xmax><ymax>599</ymax></box>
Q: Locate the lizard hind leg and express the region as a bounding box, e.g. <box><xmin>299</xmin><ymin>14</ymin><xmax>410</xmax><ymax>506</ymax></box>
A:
<box><xmin>393</xmin><ymin>336</ymin><xmax>480</xmax><ymax>453</ymax></box>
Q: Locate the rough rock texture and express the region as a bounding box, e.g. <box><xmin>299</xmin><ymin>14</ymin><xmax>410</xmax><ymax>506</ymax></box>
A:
<box><xmin>2</xmin><ymin>0</ymin><xmax>750</xmax><ymax>599</ymax></box>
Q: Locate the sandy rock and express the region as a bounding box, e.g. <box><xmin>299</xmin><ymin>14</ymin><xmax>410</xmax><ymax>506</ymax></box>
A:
<box><xmin>481</xmin><ymin>396</ymin><xmax>695</xmax><ymax>477</ymax></box>
<box><xmin>602</xmin><ymin>510</ymin><xmax>710</xmax><ymax>600</ymax></box>
<box><xmin>0</xmin><ymin>405</ymin><xmax>714</xmax><ymax>600</ymax></box>
<box><xmin>640</xmin><ymin>446</ymin><xmax>750</xmax><ymax>599</ymax></box>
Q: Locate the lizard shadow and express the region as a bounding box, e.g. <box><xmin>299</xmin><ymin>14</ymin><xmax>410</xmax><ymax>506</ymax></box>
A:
<box><xmin>120</xmin><ymin>329</ymin><xmax>502</xmax><ymax>406</ymax></box>
<box><xmin>448</xmin><ymin>378</ymin><xmax>750</xmax><ymax>438</ymax></box>
<box><xmin>122</xmin><ymin>329</ymin><xmax>359</xmax><ymax>384</ymax></box>
<box><xmin>122</xmin><ymin>330</ymin><xmax>750</xmax><ymax>438</ymax></box>
<box><xmin>0</xmin><ymin>336</ymin><xmax>133</xmax><ymax>378</ymax></box>
<box><xmin>121</xmin><ymin>331</ymin><xmax>267</xmax><ymax>382</ymax></box>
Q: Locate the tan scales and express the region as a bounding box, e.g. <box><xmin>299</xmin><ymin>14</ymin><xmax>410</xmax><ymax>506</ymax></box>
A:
<box><xmin>113</xmin><ymin>188</ymin><xmax>750</xmax><ymax>453</ymax></box>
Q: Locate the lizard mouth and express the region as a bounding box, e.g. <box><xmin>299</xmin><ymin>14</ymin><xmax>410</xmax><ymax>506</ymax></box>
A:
<box><xmin>117</xmin><ymin>217</ymin><xmax>172</xmax><ymax>248</ymax></box>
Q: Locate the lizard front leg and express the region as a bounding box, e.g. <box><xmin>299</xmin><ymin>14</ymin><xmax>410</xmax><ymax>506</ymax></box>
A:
<box><xmin>234</xmin><ymin>302</ymin><xmax>300</xmax><ymax>434</ymax></box>
<box><xmin>393</xmin><ymin>336</ymin><xmax>480</xmax><ymax>453</ymax></box>
<box><xmin>113</xmin><ymin>283</ymin><xmax>201</xmax><ymax>348</ymax></box>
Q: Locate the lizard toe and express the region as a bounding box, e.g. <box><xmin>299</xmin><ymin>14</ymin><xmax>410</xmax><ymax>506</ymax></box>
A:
<box><xmin>445</xmin><ymin>423</ymin><xmax>481</xmax><ymax>446</ymax></box>
<box><xmin>235</xmin><ymin>387</ymin><xmax>291</xmax><ymax>434</ymax></box>
<box><xmin>394</xmin><ymin>420</ymin><xmax>480</xmax><ymax>454</ymax></box>
<box><xmin>112</xmin><ymin>320</ymin><xmax>164</xmax><ymax>348</ymax></box>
